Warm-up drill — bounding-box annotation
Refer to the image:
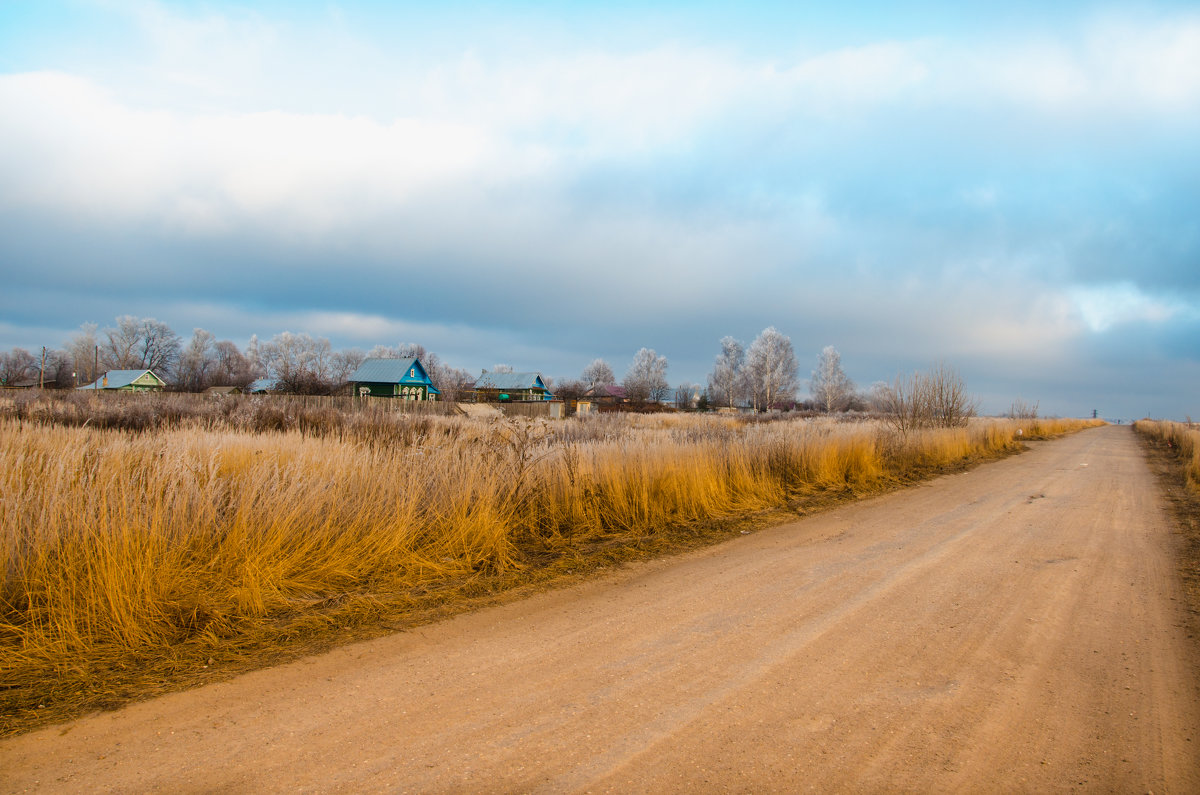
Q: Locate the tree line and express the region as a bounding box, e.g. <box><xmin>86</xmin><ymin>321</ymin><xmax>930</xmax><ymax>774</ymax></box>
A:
<box><xmin>1</xmin><ymin>317</ymin><xmax>977</xmax><ymax>424</ymax></box>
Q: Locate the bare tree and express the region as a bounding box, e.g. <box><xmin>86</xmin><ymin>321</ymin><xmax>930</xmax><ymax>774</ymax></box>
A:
<box><xmin>101</xmin><ymin>316</ymin><xmax>181</xmax><ymax>376</ymax></box>
<box><xmin>745</xmin><ymin>327</ymin><xmax>798</xmax><ymax>411</ymax></box>
<box><xmin>622</xmin><ymin>348</ymin><xmax>669</xmax><ymax>404</ymax></box>
<box><xmin>877</xmin><ymin>363</ymin><xmax>978</xmax><ymax>434</ymax></box>
<box><xmin>432</xmin><ymin>366</ymin><xmax>475</xmax><ymax>402</ymax></box>
<box><xmin>213</xmin><ymin>340</ymin><xmax>255</xmax><ymax>386</ymax></box>
<box><xmin>367</xmin><ymin>344</ymin><xmax>400</xmax><ymax>359</ymax></box>
<box><xmin>261</xmin><ymin>331</ymin><xmax>337</xmax><ymax>394</ymax></box>
<box><xmin>331</xmin><ymin>348</ymin><xmax>366</xmax><ymax>384</ymax></box>
<box><xmin>43</xmin><ymin>349</ymin><xmax>73</xmax><ymax>388</ymax></box>
<box><xmin>176</xmin><ymin>328</ymin><xmax>217</xmax><ymax>392</ymax></box>
<box><xmin>554</xmin><ymin>378</ymin><xmax>587</xmax><ymax>401</ymax></box>
<box><xmin>1009</xmin><ymin>398</ymin><xmax>1039</xmax><ymax>419</ymax></box>
<box><xmin>101</xmin><ymin>315</ymin><xmax>142</xmax><ymax>370</ymax></box>
<box><xmin>0</xmin><ymin>348</ymin><xmax>36</xmax><ymax>385</ymax></box>
<box><xmin>927</xmin><ymin>362</ymin><xmax>978</xmax><ymax>427</ymax></box>
<box><xmin>66</xmin><ymin>323</ymin><xmax>100</xmax><ymax>385</ymax></box>
<box><xmin>674</xmin><ymin>383</ymin><xmax>700</xmax><ymax>410</ymax></box>
<box><xmin>491</xmin><ymin>363</ymin><xmax>515</xmax><ymax>373</ymax></box>
<box><xmin>811</xmin><ymin>345</ymin><xmax>855</xmax><ymax>412</ymax></box>
<box><xmin>581</xmin><ymin>358</ymin><xmax>616</xmax><ymax>388</ymax></box>
<box><xmin>707</xmin><ymin>336</ymin><xmax>746</xmax><ymax>409</ymax></box>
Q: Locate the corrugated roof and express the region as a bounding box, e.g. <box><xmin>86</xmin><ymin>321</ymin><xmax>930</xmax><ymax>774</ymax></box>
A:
<box><xmin>584</xmin><ymin>384</ymin><xmax>626</xmax><ymax>399</ymax></box>
<box><xmin>474</xmin><ymin>371</ymin><xmax>548</xmax><ymax>391</ymax></box>
<box><xmin>348</xmin><ymin>358</ymin><xmax>439</xmax><ymax>392</ymax></box>
<box><xmin>349</xmin><ymin>357</ymin><xmax>422</xmax><ymax>383</ymax></box>
<box><xmin>77</xmin><ymin>369</ymin><xmax>164</xmax><ymax>390</ymax></box>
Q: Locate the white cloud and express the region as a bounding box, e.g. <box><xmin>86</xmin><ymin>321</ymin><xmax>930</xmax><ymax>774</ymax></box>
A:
<box><xmin>1068</xmin><ymin>283</ymin><xmax>1190</xmax><ymax>333</ymax></box>
<box><xmin>0</xmin><ymin>72</ymin><xmax>494</xmax><ymax>234</ymax></box>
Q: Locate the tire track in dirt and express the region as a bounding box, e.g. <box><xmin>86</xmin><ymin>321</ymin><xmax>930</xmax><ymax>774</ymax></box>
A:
<box><xmin>1</xmin><ymin>425</ymin><xmax>1196</xmax><ymax>793</ymax></box>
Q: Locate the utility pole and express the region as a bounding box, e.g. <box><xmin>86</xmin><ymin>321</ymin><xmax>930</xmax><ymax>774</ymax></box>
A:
<box><xmin>40</xmin><ymin>346</ymin><xmax>46</xmax><ymax>390</ymax></box>
<box><xmin>94</xmin><ymin>345</ymin><xmax>99</xmax><ymax>389</ymax></box>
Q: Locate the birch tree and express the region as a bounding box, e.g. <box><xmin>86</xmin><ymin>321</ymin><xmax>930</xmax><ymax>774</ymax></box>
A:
<box><xmin>744</xmin><ymin>327</ymin><xmax>798</xmax><ymax>411</ymax></box>
<box><xmin>811</xmin><ymin>345</ymin><xmax>855</xmax><ymax>413</ymax></box>
<box><xmin>622</xmin><ymin>348</ymin><xmax>669</xmax><ymax>404</ymax></box>
<box><xmin>707</xmin><ymin>336</ymin><xmax>746</xmax><ymax>408</ymax></box>
<box><xmin>582</xmin><ymin>359</ymin><xmax>616</xmax><ymax>388</ymax></box>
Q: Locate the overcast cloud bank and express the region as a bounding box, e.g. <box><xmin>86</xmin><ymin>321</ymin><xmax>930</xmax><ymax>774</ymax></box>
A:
<box><xmin>1</xmin><ymin>1</ymin><xmax>1197</xmax><ymax>419</ymax></box>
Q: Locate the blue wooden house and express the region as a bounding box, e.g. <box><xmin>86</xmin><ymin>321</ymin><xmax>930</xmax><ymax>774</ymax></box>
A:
<box><xmin>473</xmin><ymin>371</ymin><xmax>554</xmax><ymax>402</ymax></box>
<box><xmin>348</xmin><ymin>357</ymin><xmax>441</xmax><ymax>400</ymax></box>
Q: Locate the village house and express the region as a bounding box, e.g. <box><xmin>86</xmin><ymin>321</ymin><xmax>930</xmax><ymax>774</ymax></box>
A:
<box><xmin>348</xmin><ymin>357</ymin><xmax>440</xmax><ymax>400</ymax></box>
<box><xmin>582</xmin><ymin>383</ymin><xmax>628</xmax><ymax>405</ymax></box>
<box><xmin>76</xmin><ymin>369</ymin><xmax>167</xmax><ymax>392</ymax></box>
<box><xmin>473</xmin><ymin>370</ymin><xmax>554</xmax><ymax>402</ymax></box>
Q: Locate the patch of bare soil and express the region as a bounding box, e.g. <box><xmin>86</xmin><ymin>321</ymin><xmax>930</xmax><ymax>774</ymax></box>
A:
<box><xmin>2</xmin><ymin>426</ymin><xmax>1197</xmax><ymax>793</ymax></box>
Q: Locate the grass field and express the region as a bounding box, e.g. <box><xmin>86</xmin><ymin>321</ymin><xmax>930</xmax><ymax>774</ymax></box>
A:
<box><xmin>1133</xmin><ymin>419</ymin><xmax>1200</xmax><ymax>495</ymax></box>
<box><xmin>0</xmin><ymin>394</ymin><xmax>1102</xmax><ymax>734</ymax></box>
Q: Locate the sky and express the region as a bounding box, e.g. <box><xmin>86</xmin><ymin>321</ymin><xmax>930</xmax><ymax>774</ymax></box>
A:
<box><xmin>1</xmin><ymin>1</ymin><xmax>1198</xmax><ymax>420</ymax></box>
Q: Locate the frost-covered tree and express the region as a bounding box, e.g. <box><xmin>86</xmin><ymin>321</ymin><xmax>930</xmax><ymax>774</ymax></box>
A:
<box><xmin>261</xmin><ymin>331</ymin><xmax>336</xmax><ymax>394</ymax></box>
<box><xmin>811</xmin><ymin>345</ymin><xmax>855</xmax><ymax>413</ymax></box>
<box><xmin>707</xmin><ymin>336</ymin><xmax>746</xmax><ymax>409</ymax></box>
<box><xmin>244</xmin><ymin>334</ymin><xmax>263</xmax><ymax>377</ymax></box>
<box><xmin>101</xmin><ymin>316</ymin><xmax>181</xmax><ymax>376</ymax></box>
<box><xmin>581</xmin><ymin>358</ymin><xmax>616</xmax><ymax>388</ymax></box>
<box><xmin>491</xmin><ymin>363</ymin><xmax>515</xmax><ymax>373</ymax></box>
<box><xmin>432</xmin><ymin>366</ymin><xmax>475</xmax><ymax>402</ymax></box>
<box><xmin>176</xmin><ymin>328</ymin><xmax>217</xmax><ymax>392</ymax></box>
<box><xmin>745</xmin><ymin>327</ymin><xmax>798</xmax><ymax>411</ymax></box>
<box><xmin>331</xmin><ymin>348</ymin><xmax>366</xmax><ymax>384</ymax></box>
<box><xmin>213</xmin><ymin>340</ymin><xmax>255</xmax><ymax>386</ymax></box>
<box><xmin>622</xmin><ymin>348</ymin><xmax>669</xmax><ymax>404</ymax></box>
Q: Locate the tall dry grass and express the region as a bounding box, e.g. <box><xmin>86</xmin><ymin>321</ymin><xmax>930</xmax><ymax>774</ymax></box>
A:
<box><xmin>1133</xmin><ymin>419</ymin><xmax>1200</xmax><ymax>494</ymax></box>
<box><xmin>0</xmin><ymin>408</ymin><xmax>1102</xmax><ymax>730</ymax></box>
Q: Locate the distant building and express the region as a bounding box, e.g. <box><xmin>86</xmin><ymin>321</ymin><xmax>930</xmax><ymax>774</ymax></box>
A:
<box><xmin>76</xmin><ymin>369</ymin><xmax>166</xmax><ymax>392</ymax></box>
<box><xmin>582</xmin><ymin>383</ymin><xmax>628</xmax><ymax>405</ymax></box>
<box><xmin>473</xmin><ymin>371</ymin><xmax>554</xmax><ymax>402</ymax></box>
<box><xmin>348</xmin><ymin>357</ymin><xmax>440</xmax><ymax>400</ymax></box>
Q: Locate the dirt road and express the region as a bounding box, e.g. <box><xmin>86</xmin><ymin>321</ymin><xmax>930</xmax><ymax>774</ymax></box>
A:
<box><xmin>3</xmin><ymin>425</ymin><xmax>1197</xmax><ymax>793</ymax></box>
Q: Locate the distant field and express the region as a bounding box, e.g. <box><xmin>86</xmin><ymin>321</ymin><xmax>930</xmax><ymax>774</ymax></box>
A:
<box><xmin>0</xmin><ymin>393</ymin><xmax>1102</xmax><ymax>734</ymax></box>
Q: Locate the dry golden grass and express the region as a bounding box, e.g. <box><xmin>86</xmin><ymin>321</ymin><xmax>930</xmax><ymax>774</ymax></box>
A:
<box><xmin>0</xmin><ymin>408</ymin><xmax>1102</xmax><ymax>734</ymax></box>
<box><xmin>1133</xmin><ymin>419</ymin><xmax>1200</xmax><ymax>494</ymax></box>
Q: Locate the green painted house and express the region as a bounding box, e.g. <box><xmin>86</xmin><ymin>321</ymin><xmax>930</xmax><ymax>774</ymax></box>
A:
<box><xmin>348</xmin><ymin>357</ymin><xmax>441</xmax><ymax>400</ymax></box>
<box><xmin>77</xmin><ymin>369</ymin><xmax>167</xmax><ymax>392</ymax></box>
